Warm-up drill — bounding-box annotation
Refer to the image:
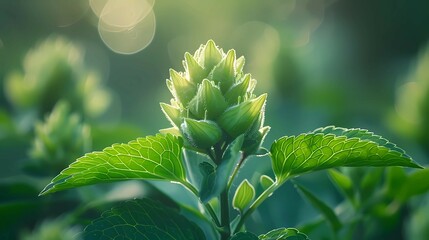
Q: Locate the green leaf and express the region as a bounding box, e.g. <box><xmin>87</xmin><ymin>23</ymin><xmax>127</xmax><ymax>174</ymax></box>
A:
<box><xmin>230</xmin><ymin>232</ymin><xmax>259</xmax><ymax>240</ymax></box>
<box><xmin>327</xmin><ymin>169</ymin><xmax>355</xmax><ymax>204</ymax></box>
<box><xmin>271</xmin><ymin>126</ymin><xmax>421</xmax><ymax>183</ymax></box>
<box><xmin>359</xmin><ymin>167</ymin><xmax>384</xmax><ymax>201</ymax></box>
<box><xmin>199</xmin><ymin>161</ymin><xmax>216</xmax><ymax>201</ymax></box>
<box><xmin>83</xmin><ymin>198</ymin><xmax>205</xmax><ymax>240</ymax></box>
<box><xmin>295</xmin><ymin>183</ymin><xmax>342</xmax><ymax>232</ymax></box>
<box><xmin>40</xmin><ymin>134</ymin><xmax>187</xmax><ymax>195</ymax></box>
<box><xmin>385</xmin><ymin>166</ymin><xmax>407</xmax><ymax>198</ymax></box>
<box><xmin>259</xmin><ymin>228</ymin><xmax>310</xmax><ymax>240</ymax></box>
<box><xmin>233</xmin><ymin>179</ymin><xmax>255</xmax><ymax>213</ymax></box>
<box><xmin>260</xmin><ymin>175</ymin><xmax>275</xmax><ymax>190</ymax></box>
<box><xmin>398</xmin><ymin>168</ymin><xmax>429</xmax><ymax>202</ymax></box>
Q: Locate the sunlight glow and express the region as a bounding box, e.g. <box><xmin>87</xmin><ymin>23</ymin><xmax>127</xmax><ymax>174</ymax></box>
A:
<box><xmin>90</xmin><ymin>0</ymin><xmax>156</xmax><ymax>54</ymax></box>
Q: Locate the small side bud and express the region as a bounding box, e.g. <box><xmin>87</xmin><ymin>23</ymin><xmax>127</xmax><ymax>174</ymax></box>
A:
<box><xmin>181</xmin><ymin>118</ymin><xmax>223</xmax><ymax>149</ymax></box>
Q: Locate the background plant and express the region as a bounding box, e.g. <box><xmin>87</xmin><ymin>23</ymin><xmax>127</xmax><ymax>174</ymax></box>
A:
<box><xmin>39</xmin><ymin>41</ymin><xmax>424</xmax><ymax>240</ymax></box>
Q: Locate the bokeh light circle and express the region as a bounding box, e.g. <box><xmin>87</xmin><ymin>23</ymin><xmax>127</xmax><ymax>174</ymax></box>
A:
<box><xmin>94</xmin><ymin>0</ymin><xmax>156</xmax><ymax>55</ymax></box>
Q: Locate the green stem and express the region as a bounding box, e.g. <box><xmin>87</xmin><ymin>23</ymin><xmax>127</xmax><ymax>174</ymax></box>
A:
<box><xmin>227</xmin><ymin>154</ymin><xmax>246</xmax><ymax>190</ymax></box>
<box><xmin>182</xmin><ymin>181</ymin><xmax>221</xmax><ymax>228</ymax></box>
<box><xmin>220</xmin><ymin>189</ymin><xmax>231</xmax><ymax>240</ymax></box>
<box><xmin>233</xmin><ymin>181</ymin><xmax>280</xmax><ymax>233</ymax></box>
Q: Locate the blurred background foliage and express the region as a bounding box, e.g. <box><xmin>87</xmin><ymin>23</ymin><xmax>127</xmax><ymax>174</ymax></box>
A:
<box><xmin>1</xmin><ymin>0</ymin><xmax>429</xmax><ymax>239</ymax></box>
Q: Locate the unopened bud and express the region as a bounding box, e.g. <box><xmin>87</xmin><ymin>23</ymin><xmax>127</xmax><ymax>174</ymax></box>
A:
<box><xmin>188</xmin><ymin>79</ymin><xmax>228</xmax><ymax>119</ymax></box>
<box><xmin>209</xmin><ymin>49</ymin><xmax>236</xmax><ymax>93</ymax></box>
<box><xmin>184</xmin><ymin>52</ymin><xmax>207</xmax><ymax>84</ymax></box>
<box><xmin>160</xmin><ymin>103</ymin><xmax>182</xmax><ymax>127</ymax></box>
<box><xmin>218</xmin><ymin>93</ymin><xmax>267</xmax><ymax>138</ymax></box>
<box><xmin>169</xmin><ymin>69</ymin><xmax>196</xmax><ymax>105</ymax></box>
<box><xmin>181</xmin><ymin>118</ymin><xmax>223</xmax><ymax>149</ymax></box>
<box><xmin>224</xmin><ymin>74</ymin><xmax>252</xmax><ymax>105</ymax></box>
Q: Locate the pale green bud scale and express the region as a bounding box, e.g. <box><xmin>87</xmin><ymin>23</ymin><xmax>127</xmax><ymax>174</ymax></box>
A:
<box><xmin>181</xmin><ymin>118</ymin><xmax>223</xmax><ymax>149</ymax></box>
<box><xmin>218</xmin><ymin>93</ymin><xmax>267</xmax><ymax>138</ymax></box>
<box><xmin>160</xmin><ymin>102</ymin><xmax>182</xmax><ymax>127</ymax></box>
<box><xmin>203</xmin><ymin>40</ymin><xmax>223</xmax><ymax>70</ymax></box>
<box><xmin>209</xmin><ymin>49</ymin><xmax>236</xmax><ymax>93</ymax></box>
<box><xmin>224</xmin><ymin>74</ymin><xmax>252</xmax><ymax>105</ymax></box>
<box><xmin>169</xmin><ymin>69</ymin><xmax>196</xmax><ymax>105</ymax></box>
<box><xmin>188</xmin><ymin>79</ymin><xmax>228</xmax><ymax>119</ymax></box>
<box><xmin>184</xmin><ymin>52</ymin><xmax>207</xmax><ymax>84</ymax></box>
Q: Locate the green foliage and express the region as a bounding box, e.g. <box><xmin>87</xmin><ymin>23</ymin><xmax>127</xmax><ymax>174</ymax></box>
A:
<box><xmin>83</xmin><ymin>199</ymin><xmax>205</xmax><ymax>240</ymax></box>
<box><xmin>20</xmin><ymin>218</ymin><xmax>81</xmax><ymax>240</ymax></box>
<box><xmin>5</xmin><ymin>36</ymin><xmax>111</xmax><ymax>120</ymax></box>
<box><xmin>38</xmin><ymin>40</ymin><xmax>426</xmax><ymax>240</ymax></box>
<box><xmin>295</xmin><ymin>184</ymin><xmax>342</xmax><ymax>232</ymax></box>
<box><xmin>397</xmin><ymin>168</ymin><xmax>429</xmax><ymax>202</ymax></box>
<box><xmin>390</xmin><ymin>43</ymin><xmax>429</xmax><ymax>148</ymax></box>
<box><xmin>271</xmin><ymin>126</ymin><xmax>420</xmax><ymax>183</ymax></box>
<box><xmin>27</xmin><ymin>101</ymin><xmax>91</xmax><ymax>175</ymax></box>
<box><xmin>40</xmin><ymin>134</ymin><xmax>186</xmax><ymax>195</ymax></box>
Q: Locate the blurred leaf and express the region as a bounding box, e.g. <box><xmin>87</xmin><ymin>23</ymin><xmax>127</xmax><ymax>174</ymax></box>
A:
<box><xmin>295</xmin><ymin>183</ymin><xmax>342</xmax><ymax>232</ymax></box>
<box><xmin>327</xmin><ymin>169</ymin><xmax>354</xmax><ymax>204</ymax></box>
<box><xmin>259</xmin><ymin>228</ymin><xmax>310</xmax><ymax>240</ymax></box>
<box><xmin>229</xmin><ymin>232</ymin><xmax>258</xmax><ymax>240</ymax></box>
<box><xmin>359</xmin><ymin>168</ymin><xmax>384</xmax><ymax>201</ymax></box>
<box><xmin>385</xmin><ymin>167</ymin><xmax>407</xmax><ymax>198</ymax></box>
<box><xmin>182</xmin><ymin>149</ymin><xmax>213</xmax><ymax>191</ymax></box>
<box><xmin>271</xmin><ymin>126</ymin><xmax>421</xmax><ymax>183</ymax></box>
<box><xmin>199</xmin><ymin>161</ymin><xmax>216</xmax><ymax>201</ymax></box>
<box><xmin>233</xmin><ymin>179</ymin><xmax>255</xmax><ymax>213</ymax></box>
<box><xmin>21</xmin><ymin>217</ymin><xmax>81</xmax><ymax>240</ymax></box>
<box><xmin>40</xmin><ymin>134</ymin><xmax>187</xmax><ymax>195</ymax></box>
<box><xmin>91</xmin><ymin>124</ymin><xmax>144</xmax><ymax>151</ymax></box>
<box><xmin>398</xmin><ymin>168</ymin><xmax>429</xmax><ymax>202</ymax></box>
<box><xmin>4</xmin><ymin>36</ymin><xmax>111</xmax><ymax>119</ymax></box>
<box><xmin>0</xmin><ymin>109</ymin><xmax>15</xmax><ymax>139</ymax></box>
<box><xmin>83</xmin><ymin>198</ymin><xmax>205</xmax><ymax>240</ymax></box>
<box><xmin>27</xmin><ymin>101</ymin><xmax>91</xmax><ymax>176</ymax></box>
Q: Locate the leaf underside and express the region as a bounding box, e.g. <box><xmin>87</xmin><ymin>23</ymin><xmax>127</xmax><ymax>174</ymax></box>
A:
<box><xmin>271</xmin><ymin>126</ymin><xmax>421</xmax><ymax>182</ymax></box>
<box><xmin>83</xmin><ymin>198</ymin><xmax>205</xmax><ymax>240</ymax></box>
<box><xmin>40</xmin><ymin>134</ymin><xmax>186</xmax><ymax>195</ymax></box>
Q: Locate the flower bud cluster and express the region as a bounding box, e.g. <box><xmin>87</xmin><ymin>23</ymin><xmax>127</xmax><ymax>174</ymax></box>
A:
<box><xmin>161</xmin><ymin>40</ymin><xmax>269</xmax><ymax>156</ymax></box>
